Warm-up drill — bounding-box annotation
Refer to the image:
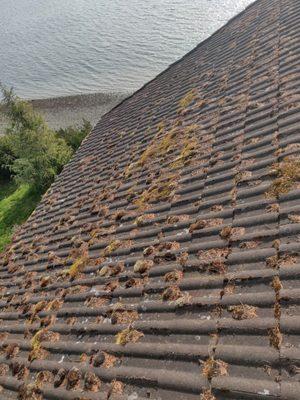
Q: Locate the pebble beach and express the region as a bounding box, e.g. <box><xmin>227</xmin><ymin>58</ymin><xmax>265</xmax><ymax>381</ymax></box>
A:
<box><xmin>29</xmin><ymin>92</ymin><xmax>128</xmax><ymax>129</ymax></box>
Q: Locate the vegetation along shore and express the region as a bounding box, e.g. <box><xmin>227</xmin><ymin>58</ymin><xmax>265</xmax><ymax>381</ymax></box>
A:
<box><xmin>0</xmin><ymin>88</ymin><xmax>126</xmax><ymax>251</ymax></box>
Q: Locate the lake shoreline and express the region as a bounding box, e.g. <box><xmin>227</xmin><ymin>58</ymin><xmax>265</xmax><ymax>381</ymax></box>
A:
<box><xmin>29</xmin><ymin>91</ymin><xmax>129</xmax><ymax>129</ymax></box>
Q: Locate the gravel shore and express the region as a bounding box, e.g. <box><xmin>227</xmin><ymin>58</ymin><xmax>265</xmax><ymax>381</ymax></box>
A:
<box><xmin>29</xmin><ymin>92</ymin><xmax>129</xmax><ymax>130</ymax></box>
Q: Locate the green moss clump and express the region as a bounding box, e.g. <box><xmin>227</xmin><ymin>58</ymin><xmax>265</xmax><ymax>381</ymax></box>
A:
<box><xmin>178</xmin><ymin>89</ymin><xmax>198</xmax><ymax>109</ymax></box>
<box><xmin>68</xmin><ymin>256</ymin><xmax>88</xmax><ymax>278</ymax></box>
<box><xmin>102</xmin><ymin>240</ymin><xmax>122</xmax><ymax>256</ymax></box>
<box><xmin>170</xmin><ymin>137</ymin><xmax>198</xmax><ymax>169</ymax></box>
<box><xmin>137</xmin><ymin>128</ymin><xmax>178</xmax><ymax>168</ymax></box>
<box><xmin>134</xmin><ymin>177</ymin><xmax>177</xmax><ymax>209</ymax></box>
<box><xmin>115</xmin><ymin>328</ymin><xmax>144</xmax><ymax>346</ymax></box>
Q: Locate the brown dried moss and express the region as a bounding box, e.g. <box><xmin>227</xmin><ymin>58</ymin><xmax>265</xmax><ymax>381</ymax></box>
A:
<box><xmin>266</xmin><ymin>255</ymin><xmax>278</xmax><ymax>269</ymax></box>
<box><xmin>239</xmin><ymin>240</ymin><xmax>259</xmax><ymax>249</ymax></box>
<box><xmin>274</xmin><ymin>302</ymin><xmax>281</xmax><ymax>320</ymax></box>
<box><xmin>113</xmin><ymin>210</ymin><xmax>127</xmax><ymax>221</ymax></box>
<box><xmin>219</xmin><ymin>226</ymin><xmax>232</xmax><ymax>239</ymax></box>
<box><xmin>266</xmin><ymin>158</ymin><xmax>300</xmax><ymax>198</ymax></box>
<box><xmin>210</xmin><ymin>205</ymin><xmax>224</xmax><ymax>212</ymax></box>
<box><xmin>220</xmin><ymin>226</ymin><xmax>245</xmax><ymax>240</ymax></box>
<box><xmin>135</xmin><ymin>213</ymin><xmax>156</xmax><ymax>226</ymax></box>
<box><xmin>3</xmin><ymin>343</ymin><xmax>19</xmax><ymax>359</ymax></box>
<box><xmin>84</xmin><ymin>372</ymin><xmax>101</xmax><ymax>392</ymax></box>
<box><xmin>133</xmin><ymin>259</ymin><xmax>154</xmax><ymax>274</ymax></box>
<box><xmin>190</xmin><ymin>218</ymin><xmax>223</xmax><ymax>233</ymax></box>
<box><xmin>268</xmin><ymin>326</ymin><xmax>282</xmax><ymax>349</ymax></box>
<box><xmin>0</xmin><ymin>363</ymin><xmax>9</xmax><ymax>376</ymax></box>
<box><xmin>124</xmin><ymin>277</ymin><xmax>145</xmax><ymax>288</ymax></box>
<box><xmin>18</xmin><ymin>383</ymin><xmax>42</xmax><ymax>400</ymax></box>
<box><xmin>288</xmin><ymin>214</ymin><xmax>300</xmax><ymax>223</ymax></box>
<box><xmin>189</xmin><ymin>219</ymin><xmax>206</xmax><ymax>232</ymax></box>
<box><xmin>271</xmin><ymin>276</ymin><xmax>283</xmax><ymax>292</ymax></box>
<box><xmin>153</xmin><ymin>251</ymin><xmax>177</xmax><ymax>263</ymax></box>
<box><xmin>235</xmin><ymin>171</ymin><xmax>252</xmax><ymax>183</ymax></box>
<box><xmin>39</xmin><ymin>276</ymin><xmax>52</xmax><ymax>288</ymax></box>
<box><xmin>35</xmin><ymin>370</ymin><xmax>54</xmax><ymax>386</ymax></box>
<box><xmin>228</xmin><ymin>304</ymin><xmax>258</xmax><ymax>320</ymax></box>
<box><xmin>110</xmin><ymin>262</ymin><xmax>125</xmax><ymax>276</ymax></box>
<box><xmin>111</xmin><ymin>309</ymin><xmax>139</xmax><ymax>325</ymax></box>
<box><xmin>66</xmin><ymin>317</ymin><xmax>77</xmax><ymax>325</ymax></box>
<box><xmin>45</xmin><ymin>299</ymin><xmax>63</xmax><ymax>311</ymax></box>
<box><xmin>80</xmin><ymin>353</ymin><xmax>88</xmax><ymax>363</ymax></box>
<box><xmin>98</xmin><ymin>265</ymin><xmax>110</xmax><ymax>276</ymax></box>
<box><xmin>143</xmin><ymin>246</ymin><xmax>155</xmax><ymax>257</ymax></box>
<box><xmin>222</xmin><ymin>282</ymin><xmax>236</xmax><ymax>296</ymax></box>
<box><xmin>104</xmin><ymin>280</ymin><xmax>119</xmax><ymax>292</ymax></box>
<box><xmin>66</xmin><ymin>367</ymin><xmax>81</xmax><ymax>390</ymax></box>
<box><xmin>32</xmin><ymin>329</ymin><xmax>59</xmax><ymax>345</ymax></box>
<box><xmin>164</xmin><ymin>270</ymin><xmax>183</xmax><ymax>282</ymax></box>
<box><xmin>109</xmin><ymin>380</ymin><xmax>124</xmax><ymax>395</ymax></box>
<box><xmin>229</xmin><ymin>227</ymin><xmax>245</xmax><ymax>240</ymax></box>
<box><xmin>198</xmin><ymin>248</ymin><xmax>229</xmax><ymax>263</ymax></box>
<box><xmin>166</xmin><ymin>214</ymin><xmax>190</xmax><ymax>224</ymax></box>
<box><xmin>90</xmin><ymin>351</ymin><xmax>105</xmax><ymax>367</ymax></box>
<box><xmin>54</xmin><ymin>368</ymin><xmax>67</xmax><ymax>388</ymax></box>
<box><xmin>278</xmin><ymin>254</ymin><xmax>297</xmax><ymax>267</ymax></box>
<box><xmin>200</xmin><ymin>389</ymin><xmax>216</xmax><ymax>400</ymax></box>
<box><xmin>102</xmin><ymin>352</ymin><xmax>118</xmax><ymax>369</ymax></box>
<box><xmin>178</xmin><ymin>251</ymin><xmax>189</xmax><ymax>266</ymax></box>
<box><xmin>266</xmin><ymin>203</ymin><xmax>279</xmax><ymax>213</ymax></box>
<box><xmin>30</xmin><ymin>300</ymin><xmax>47</xmax><ymax>320</ymax></box>
<box><xmin>98</xmin><ymin>262</ymin><xmax>124</xmax><ymax>277</ymax></box>
<box><xmin>115</xmin><ymin>328</ymin><xmax>144</xmax><ymax>346</ymax></box>
<box><xmin>157</xmin><ymin>241</ymin><xmax>180</xmax><ymax>251</ymax></box>
<box><xmin>28</xmin><ymin>347</ymin><xmax>49</xmax><ymax>363</ymax></box>
<box><xmin>208</xmin><ymin>260</ymin><xmax>227</xmax><ymax>274</ymax></box>
<box><xmin>201</xmin><ymin>358</ymin><xmax>228</xmax><ymax>379</ymax></box>
<box><xmin>162</xmin><ymin>285</ymin><xmax>183</xmax><ymax>301</ymax></box>
<box><xmin>11</xmin><ymin>362</ymin><xmax>29</xmax><ymax>381</ymax></box>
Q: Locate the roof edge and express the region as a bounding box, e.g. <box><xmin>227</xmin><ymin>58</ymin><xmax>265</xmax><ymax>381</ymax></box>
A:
<box><xmin>95</xmin><ymin>0</ymin><xmax>257</xmax><ymax>127</ymax></box>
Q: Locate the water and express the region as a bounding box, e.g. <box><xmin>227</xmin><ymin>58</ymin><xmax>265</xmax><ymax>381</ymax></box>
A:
<box><xmin>0</xmin><ymin>0</ymin><xmax>254</xmax><ymax>100</ymax></box>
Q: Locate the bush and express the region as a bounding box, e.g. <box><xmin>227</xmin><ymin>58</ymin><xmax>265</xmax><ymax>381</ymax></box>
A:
<box><xmin>0</xmin><ymin>87</ymin><xmax>93</xmax><ymax>252</ymax></box>
<box><xmin>0</xmin><ymin>135</ymin><xmax>14</xmax><ymax>180</ymax></box>
<box><xmin>56</xmin><ymin>119</ymin><xmax>91</xmax><ymax>151</ymax></box>
<box><xmin>0</xmin><ymin>87</ymin><xmax>73</xmax><ymax>192</ymax></box>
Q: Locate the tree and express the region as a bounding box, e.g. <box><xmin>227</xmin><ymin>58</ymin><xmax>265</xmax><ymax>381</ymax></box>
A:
<box><xmin>0</xmin><ymin>86</ymin><xmax>73</xmax><ymax>192</ymax></box>
<box><xmin>56</xmin><ymin>119</ymin><xmax>91</xmax><ymax>151</ymax></box>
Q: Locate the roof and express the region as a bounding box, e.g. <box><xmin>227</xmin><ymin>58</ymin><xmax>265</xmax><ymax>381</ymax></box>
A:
<box><xmin>1</xmin><ymin>0</ymin><xmax>300</xmax><ymax>398</ymax></box>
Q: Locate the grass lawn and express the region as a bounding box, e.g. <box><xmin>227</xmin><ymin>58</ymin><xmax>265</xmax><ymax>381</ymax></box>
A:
<box><xmin>0</xmin><ymin>180</ymin><xmax>41</xmax><ymax>252</ymax></box>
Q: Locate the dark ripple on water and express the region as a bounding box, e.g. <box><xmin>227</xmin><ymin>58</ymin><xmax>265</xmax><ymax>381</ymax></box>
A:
<box><xmin>1</xmin><ymin>0</ymin><xmax>254</xmax><ymax>99</ymax></box>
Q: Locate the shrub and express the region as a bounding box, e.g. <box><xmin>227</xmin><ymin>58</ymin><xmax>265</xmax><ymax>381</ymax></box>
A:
<box><xmin>0</xmin><ymin>87</ymin><xmax>73</xmax><ymax>192</ymax></box>
<box><xmin>0</xmin><ymin>87</ymin><xmax>92</xmax><ymax>252</ymax></box>
<box><xmin>0</xmin><ymin>135</ymin><xmax>14</xmax><ymax>180</ymax></box>
<box><xmin>56</xmin><ymin>119</ymin><xmax>91</xmax><ymax>151</ymax></box>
